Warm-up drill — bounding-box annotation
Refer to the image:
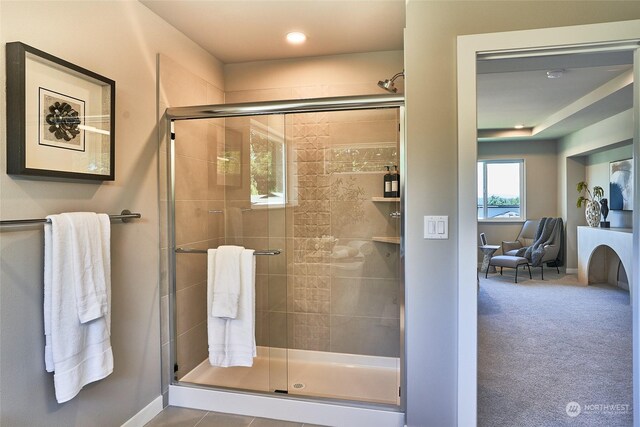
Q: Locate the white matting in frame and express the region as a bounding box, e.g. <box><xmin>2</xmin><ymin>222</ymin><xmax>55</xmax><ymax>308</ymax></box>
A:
<box><xmin>6</xmin><ymin>42</ymin><xmax>115</xmax><ymax>181</ymax></box>
<box><xmin>25</xmin><ymin>53</ymin><xmax>107</xmax><ymax>175</ymax></box>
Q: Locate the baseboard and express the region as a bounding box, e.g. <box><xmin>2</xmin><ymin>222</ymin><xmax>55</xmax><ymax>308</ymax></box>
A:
<box><xmin>565</xmin><ymin>268</ymin><xmax>578</xmax><ymax>274</ymax></box>
<box><xmin>121</xmin><ymin>395</ymin><xmax>163</xmax><ymax>427</ymax></box>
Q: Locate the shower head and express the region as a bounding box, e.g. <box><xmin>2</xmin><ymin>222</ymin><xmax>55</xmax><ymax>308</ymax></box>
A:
<box><xmin>377</xmin><ymin>71</ymin><xmax>404</xmax><ymax>93</ymax></box>
<box><xmin>377</xmin><ymin>79</ymin><xmax>397</xmax><ymax>93</ymax></box>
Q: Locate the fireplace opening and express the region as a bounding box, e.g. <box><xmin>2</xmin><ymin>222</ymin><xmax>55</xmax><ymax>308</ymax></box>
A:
<box><xmin>587</xmin><ymin>245</ymin><xmax>629</xmax><ymax>291</ymax></box>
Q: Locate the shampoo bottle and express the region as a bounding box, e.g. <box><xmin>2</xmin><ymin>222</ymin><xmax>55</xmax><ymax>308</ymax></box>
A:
<box><xmin>392</xmin><ymin>165</ymin><xmax>400</xmax><ymax>197</ymax></box>
<box><xmin>384</xmin><ymin>166</ymin><xmax>393</xmax><ymax>197</ymax></box>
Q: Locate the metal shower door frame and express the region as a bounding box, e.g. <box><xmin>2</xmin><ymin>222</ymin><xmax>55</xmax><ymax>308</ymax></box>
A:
<box><xmin>165</xmin><ymin>94</ymin><xmax>406</xmax><ymax>411</ymax></box>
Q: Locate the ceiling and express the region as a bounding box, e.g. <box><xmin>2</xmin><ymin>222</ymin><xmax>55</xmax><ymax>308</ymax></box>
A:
<box><xmin>141</xmin><ymin>1</ymin><xmax>633</xmax><ymax>141</ymax></box>
<box><xmin>140</xmin><ymin>0</ymin><xmax>405</xmax><ymax>64</ymax></box>
<box><xmin>477</xmin><ymin>50</ymin><xmax>635</xmax><ymax>142</ymax></box>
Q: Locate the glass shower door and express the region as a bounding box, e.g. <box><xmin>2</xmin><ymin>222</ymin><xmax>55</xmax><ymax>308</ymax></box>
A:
<box><xmin>241</xmin><ymin>114</ymin><xmax>289</xmax><ymax>394</ymax></box>
<box><xmin>172</xmin><ymin>114</ymin><xmax>289</xmax><ymax>395</ymax></box>
<box><xmin>170</xmin><ymin>105</ymin><xmax>402</xmax><ymax>406</ymax></box>
<box><xmin>284</xmin><ymin>108</ymin><xmax>402</xmax><ymax>405</ymax></box>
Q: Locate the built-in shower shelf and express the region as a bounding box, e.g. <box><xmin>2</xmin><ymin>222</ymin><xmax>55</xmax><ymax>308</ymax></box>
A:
<box><xmin>372</xmin><ymin>236</ymin><xmax>400</xmax><ymax>245</ymax></box>
<box><xmin>371</xmin><ymin>197</ymin><xmax>400</xmax><ymax>202</ymax></box>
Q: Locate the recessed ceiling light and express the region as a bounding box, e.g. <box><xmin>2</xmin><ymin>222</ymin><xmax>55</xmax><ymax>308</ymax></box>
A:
<box><xmin>546</xmin><ymin>69</ymin><xmax>564</xmax><ymax>79</ymax></box>
<box><xmin>286</xmin><ymin>32</ymin><xmax>307</xmax><ymax>44</ymax></box>
<box><xmin>514</xmin><ymin>124</ymin><xmax>525</xmax><ymax>129</ymax></box>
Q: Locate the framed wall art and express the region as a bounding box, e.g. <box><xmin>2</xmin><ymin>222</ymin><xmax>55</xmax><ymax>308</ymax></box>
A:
<box><xmin>6</xmin><ymin>42</ymin><xmax>115</xmax><ymax>180</ymax></box>
<box><xmin>609</xmin><ymin>158</ymin><xmax>633</xmax><ymax>211</ymax></box>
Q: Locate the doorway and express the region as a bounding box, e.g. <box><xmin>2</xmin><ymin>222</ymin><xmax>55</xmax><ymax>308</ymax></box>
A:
<box><xmin>457</xmin><ymin>20</ymin><xmax>640</xmax><ymax>427</ymax></box>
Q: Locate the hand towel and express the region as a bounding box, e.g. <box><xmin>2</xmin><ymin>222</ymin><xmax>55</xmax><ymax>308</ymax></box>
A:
<box><xmin>44</xmin><ymin>213</ymin><xmax>113</xmax><ymax>403</ymax></box>
<box><xmin>210</xmin><ymin>245</ymin><xmax>245</xmax><ymax>318</ymax></box>
<box><xmin>208</xmin><ymin>248</ymin><xmax>256</xmax><ymax>367</ymax></box>
<box><xmin>63</xmin><ymin>212</ymin><xmax>111</xmax><ymax>323</ymax></box>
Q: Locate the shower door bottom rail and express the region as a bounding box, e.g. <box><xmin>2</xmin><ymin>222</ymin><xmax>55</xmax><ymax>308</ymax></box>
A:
<box><xmin>175</xmin><ymin>247</ymin><xmax>281</xmax><ymax>256</ymax></box>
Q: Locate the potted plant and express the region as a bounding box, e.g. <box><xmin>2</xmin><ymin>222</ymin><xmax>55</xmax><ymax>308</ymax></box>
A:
<box><xmin>576</xmin><ymin>181</ymin><xmax>604</xmax><ymax>227</ymax></box>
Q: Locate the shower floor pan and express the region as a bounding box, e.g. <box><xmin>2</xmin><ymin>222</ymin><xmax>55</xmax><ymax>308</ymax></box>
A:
<box><xmin>180</xmin><ymin>346</ymin><xmax>400</xmax><ymax>406</ymax></box>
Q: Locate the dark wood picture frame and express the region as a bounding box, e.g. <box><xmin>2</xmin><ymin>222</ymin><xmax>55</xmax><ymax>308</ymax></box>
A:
<box><xmin>6</xmin><ymin>42</ymin><xmax>115</xmax><ymax>181</ymax></box>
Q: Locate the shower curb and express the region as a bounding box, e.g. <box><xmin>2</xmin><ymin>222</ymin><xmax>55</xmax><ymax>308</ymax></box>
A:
<box><xmin>168</xmin><ymin>384</ymin><xmax>405</xmax><ymax>427</ymax></box>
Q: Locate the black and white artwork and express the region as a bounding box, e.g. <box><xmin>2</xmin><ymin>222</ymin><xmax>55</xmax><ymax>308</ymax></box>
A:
<box><xmin>610</xmin><ymin>158</ymin><xmax>633</xmax><ymax>211</ymax></box>
<box><xmin>6</xmin><ymin>42</ymin><xmax>115</xmax><ymax>180</ymax></box>
<box><xmin>39</xmin><ymin>87</ymin><xmax>85</xmax><ymax>151</ymax></box>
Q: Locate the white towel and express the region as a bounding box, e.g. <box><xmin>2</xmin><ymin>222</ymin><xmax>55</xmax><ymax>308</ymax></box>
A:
<box><xmin>207</xmin><ymin>248</ymin><xmax>256</xmax><ymax>367</ymax></box>
<box><xmin>210</xmin><ymin>245</ymin><xmax>245</xmax><ymax>318</ymax></box>
<box><xmin>65</xmin><ymin>212</ymin><xmax>110</xmax><ymax>323</ymax></box>
<box><xmin>44</xmin><ymin>213</ymin><xmax>113</xmax><ymax>403</ymax></box>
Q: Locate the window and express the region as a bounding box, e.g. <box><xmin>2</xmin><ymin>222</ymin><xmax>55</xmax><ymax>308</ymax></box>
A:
<box><xmin>477</xmin><ymin>159</ymin><xmax>525</xmax><ymax>221</ymax></box>
<box><xmin>249</xmin><ymin>120</ymin><xmax>286</xmax><ymax>207</ymax></box>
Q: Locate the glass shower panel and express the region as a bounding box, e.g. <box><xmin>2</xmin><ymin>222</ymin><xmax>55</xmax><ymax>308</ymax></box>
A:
<box><xmin>285</xmin><ymin>109</ymin><xmax>401</xmax><ymax>405</ymax></box>
<box><xmin>240</xmin><ymin>114</ymin><xmax>289</xmax><ymax>393</ymax></box>
<box><xmin>172</xmin><ymin>115</ymin><xmax>288</xmax><ymax>394</ymax></box>
<box><xmin>171</xmin><ymin>117</ymin><xmax>225</xmax><ymax>383</ymax></box>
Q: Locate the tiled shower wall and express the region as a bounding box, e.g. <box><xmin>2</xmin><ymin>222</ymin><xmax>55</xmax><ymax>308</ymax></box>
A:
<box><xmin>287</xmin><ymin>109</ymin><xmax>401</xmax><ymax>357</ymax></box>
<box><xmin>216</xmin><ymin>103</ymin><xmax>401</xmax><ymax>358</ymax></box>
<box><xmin>223</xmin><ymin>57</ymin><xmax>404</xmax><ymax>358</ymax></box>
<box><xmin>160</xmin><ymin>65</ymin><xmax>403</xmax><ymax>395</ymax></box>
<box><xmin>158</xmin><ymin>55</ymin><xmax>225</xmax><ymax>391</ymax></box>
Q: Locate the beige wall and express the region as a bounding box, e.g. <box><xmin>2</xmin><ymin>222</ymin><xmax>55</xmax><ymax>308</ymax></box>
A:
<box><xmin>558</xmin><ymin>109</ymin><xmax>634</xmax><ymax>268</ymax></box>
<box><xmin>477</xmin><ymin>140</ymin><xmax>558</xmax><ymax>260</ymax></box>
<box><xmin>404</xmin><ymin>2</ymin><xmax>640</xmax><ymax>425</ymax></box>
<box><xmin>478</xmin><ymin>111</ymin><xmax>633</xmax><ymax>269</ymax></box>
<box><xmin>0</xmin><ymin>1</ymin><xmax>222</xmax><ymax>425</ymax></box>
<box><xmin>224</xmin><ymin>50</ymin><xmax>403</xmax><ymax>102</ymax></box>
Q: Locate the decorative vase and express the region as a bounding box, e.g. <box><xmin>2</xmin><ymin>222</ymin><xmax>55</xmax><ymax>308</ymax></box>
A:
<box><xmin>585</xmin><ymin>200</ymin><xmax>601</xmax><ymax>227</ymax></box>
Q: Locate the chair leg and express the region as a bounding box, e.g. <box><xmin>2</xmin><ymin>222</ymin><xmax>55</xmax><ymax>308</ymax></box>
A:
<box><xmin>556</xmin><ymin>265</ymin><xmax>560</xmax><ymax>274</ymax></box>
<box><xmin>540</xmin><ymin>266</ymin><xmax>544</xmax><ymax>280</ymax></box>
<box><xmin>485</xmin><ymin>265</ymin><xmax>489</xmax><ymax>279</ymax></box>
<box><xmin>500</xmin><ymin>267</ymin><xmax>503</xmax><ymax>275</ymax></box>
<box><xmin>527</xmin><ymin>264</ymin><xmax>532</xmax><ymax>279</ymax></box>
<box><xmin>515</xmin><ymin>266</ymin><xmax>518</xmax><ymax>283</ymax></box>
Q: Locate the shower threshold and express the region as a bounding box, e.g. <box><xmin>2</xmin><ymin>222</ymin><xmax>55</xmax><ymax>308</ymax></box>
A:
<box><xmin>179</xmin><ymin>346</ymin><xmax>400</xmax><ymax>406</ymax></box>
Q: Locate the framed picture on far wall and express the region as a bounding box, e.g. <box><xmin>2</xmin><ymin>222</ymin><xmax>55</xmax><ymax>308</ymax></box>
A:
<box><xmin>5</xmin><ymin>42</ymin><xmax>115</xmax><ymax>180</ymax></box>
<box><xmin>609</xmin><ymin>158</ymin><xmax>633</xmax><ymax>211</ymax></box>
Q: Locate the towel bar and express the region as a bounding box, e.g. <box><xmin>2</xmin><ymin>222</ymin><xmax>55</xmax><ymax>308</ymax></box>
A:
<box><xmin>175</xmin><ymin>247</ymin><xmax>281</xmax><ymax>256</ymax></box>
<box><xmin>0</xmin><ymin>210</ymin><xmax>142</xmax><ymax>227</ymax></box>
<box><xmin>208</xmin><ymin>208</ymin><xmax>253</xmax><ymax>214</ymax></box>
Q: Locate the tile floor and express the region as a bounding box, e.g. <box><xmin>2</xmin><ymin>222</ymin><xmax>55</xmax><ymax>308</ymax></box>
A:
<box><xmin>145</xmin><ymin>406</ymin><xmax>327</xmax><ymax>427</ymax></box>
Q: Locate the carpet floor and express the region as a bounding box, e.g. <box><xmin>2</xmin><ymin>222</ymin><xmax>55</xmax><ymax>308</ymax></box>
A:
<box><xmin>478</xmin><ymin>271</ymin><xmax>632</xmax><ymax>426</ymax></box>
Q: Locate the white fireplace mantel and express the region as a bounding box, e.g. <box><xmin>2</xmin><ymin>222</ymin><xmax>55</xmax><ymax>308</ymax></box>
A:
<box><xmin>577</xmin><ymin>226</ymin><xmax>633</xmax><ymax>295</ymax></box>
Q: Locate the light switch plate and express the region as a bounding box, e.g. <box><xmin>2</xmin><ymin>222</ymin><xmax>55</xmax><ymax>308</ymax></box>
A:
<box><xmin>424</xmin><ymin>215</ymin><xmax>448</xmax><ymax>239</ymax></box>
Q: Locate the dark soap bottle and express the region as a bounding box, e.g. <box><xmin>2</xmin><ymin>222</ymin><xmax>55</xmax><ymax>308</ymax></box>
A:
<box><xmin>392</xmin><ymin>165</ymin><xmax>400</xmax><ymax>197</ymax></box>
<box><xmin>384</xmin><ymin>166</ymin><xmax>393</xmax><ymax>197</ymax></box>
